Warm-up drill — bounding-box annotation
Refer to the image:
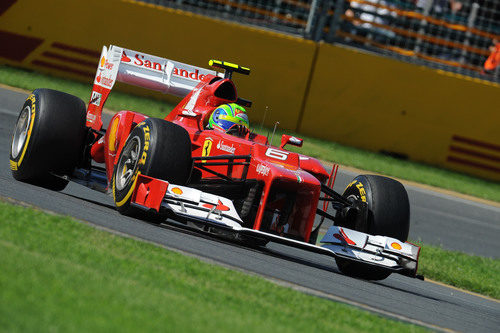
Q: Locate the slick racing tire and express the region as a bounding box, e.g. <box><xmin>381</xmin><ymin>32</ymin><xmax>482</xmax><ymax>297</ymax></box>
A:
<box><xmin>10</xmin><ymin>89</ymin><xmax>87</xmax><ymax>191</ymax></box>
<box><xmin>113</xmin><ymin>118</ymin><xmax>192</xmax><ymax>215</ymax></box>
<box><xmin>335</xmin><ymin>175</ymin><xmax>410</xmax><ymax>280</ymax></box>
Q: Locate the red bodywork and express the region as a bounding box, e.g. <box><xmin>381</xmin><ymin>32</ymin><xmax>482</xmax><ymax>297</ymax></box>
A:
<box><xmin>89</xmin><ymin>73</ymin><xmax>329</xmax><ymax>242</ymax></box>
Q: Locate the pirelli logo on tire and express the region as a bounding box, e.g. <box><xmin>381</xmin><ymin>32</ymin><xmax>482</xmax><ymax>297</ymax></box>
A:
<box><xmin>345</xmin><ymin>180</ymin><xmax>367</xmax><ymax>202</ymax></box>
<box><xmin>9</xmin><ymin>159</ymin><xmax>18</xmax><ymax>171</ymax></box>
<box><xmin>113</xmin><ymin>121</ymin><xmax>151</xmax><ymax>208</ymax></box>
<box><xmin>139</xmin><ymin>124</ymin><xmax>150</xmax><ymax>166</ymax></box>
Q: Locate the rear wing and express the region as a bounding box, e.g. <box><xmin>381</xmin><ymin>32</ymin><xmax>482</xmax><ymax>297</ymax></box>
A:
<box><xmin>86</xmin><ymin>45</ymin><xmax>218</xmax><ymax>130</ymax></box>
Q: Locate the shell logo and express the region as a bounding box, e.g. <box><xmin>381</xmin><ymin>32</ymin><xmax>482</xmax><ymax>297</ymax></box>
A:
<box><xmin>171</xmin><ymin>187</ymin><xmax>183</xmax><ymax>195</ymax></box>
<box><xmin>391</xmin><ymin>242</ymin><xmax>402</xmax><ymax>250</ymax></box>
<box><xmin>100</xmin><ymin>56</ymin><xmax>106</xmax><ymax>68</ymax></box>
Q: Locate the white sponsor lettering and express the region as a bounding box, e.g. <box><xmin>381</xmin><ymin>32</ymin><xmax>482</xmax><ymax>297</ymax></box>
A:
<box><xmin>217</xmin><ymin>140</ymin><xmax>236</xmax><ymax>154</ymax></box>
<box><xmin>256</xmin><ymin>163</ymin><xmax>270</xmax><ymax>176</ymax></box>
<box><xmin>86</xmin><ymin>113</ymin><xmax>96</xmax><ymax>122</ymax></box>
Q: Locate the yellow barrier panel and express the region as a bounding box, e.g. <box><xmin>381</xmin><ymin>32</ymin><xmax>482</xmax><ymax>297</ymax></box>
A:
<box><xmin>1</xmin><ymin>1</ymin><xmax>499</xmax><ymax>180</ymax></box>
<box><xmin>0</xmin><ymin>0</ymin><xmax>315</xmax><ymax>130</ymax></box>
<box><xmin>301</xmin><ymin>43</ymin><xmax>500</xmax><ymax>181</ymax></box>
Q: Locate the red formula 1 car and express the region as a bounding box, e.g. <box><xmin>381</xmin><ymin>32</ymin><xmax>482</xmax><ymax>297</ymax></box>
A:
<box><xmin>9</xmin><ymin>45</ymin><xmax>420</xmax><ymax>280</ymax></box>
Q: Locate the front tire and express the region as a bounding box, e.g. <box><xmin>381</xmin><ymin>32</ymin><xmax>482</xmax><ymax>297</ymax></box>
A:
<box><xmin>335</xmin><ymin>175</ymin><xmax>410</xmax><ymax>280</ymax></box>
<box><xmin>9</xmin><ymin>89</ymin><xmax>87</xmax><ymax>191</ymax></box>
<box><xmin>112</xmin><ymin>118</ymin><xmax>192</xmax><ymax>215</ymax></box>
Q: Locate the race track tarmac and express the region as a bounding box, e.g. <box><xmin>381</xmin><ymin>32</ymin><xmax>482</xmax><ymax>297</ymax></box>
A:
<box><xmin>1</xmin><ymin>87</ymin><xmax>498</xmax><ymax>332</ymax></box>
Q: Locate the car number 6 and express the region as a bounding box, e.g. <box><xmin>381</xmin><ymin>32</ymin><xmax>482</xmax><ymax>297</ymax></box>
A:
<box><xmin>265</xmin><ymin>148</ymin><xmax>289</xmax><ymax>161</ymax></box>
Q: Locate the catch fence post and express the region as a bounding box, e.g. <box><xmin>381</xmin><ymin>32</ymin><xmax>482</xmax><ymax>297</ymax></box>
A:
<box><xmin>413</xmin><ymin>0</ymin><xmax>434</xmax><ymax>55</ymax></box>
<box><xmin>305</xmin><ymin>0</ymin><xmax>320</xmax><ymax>39</ymax></box>
<box><xmin>325</xmin><ymin>0</ymin><xmax>345</xmax><ymax>43</ymax></box>
<box><xmin>312</xmin><ymin>0</ymin><xmax>335</xmax><ymax>41</ymax></box>
<box><xmin>459</xmin><ymin>3</ymin><xmax>480</xmax><ymax>65</ymax></box>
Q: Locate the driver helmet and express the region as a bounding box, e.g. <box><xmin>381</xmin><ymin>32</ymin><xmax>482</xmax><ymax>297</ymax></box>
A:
<box><xmin>208</xmin><ymin>103</ymin><xmax>249</xmax><ymax>136</ymax></box>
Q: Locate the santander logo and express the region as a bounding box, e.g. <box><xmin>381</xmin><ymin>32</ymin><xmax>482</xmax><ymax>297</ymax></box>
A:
<box><xmin>95</xmin><ymin>73</ymin><xmax>113</xmax><ymax>87</ymax></box>
<box><xmin>121</xmin><ymin>51</ymin><xmax>206</xmax><ymax>81</ymax></box>
<box><xmin>216</xmin><ymin>140</ymin><xmax>236</xmax><ymax>154</ymax></box>
<box><xmin>121</xmin><ymin>52</ymin><xmax>131</xmax><ymax>63</ymax></box>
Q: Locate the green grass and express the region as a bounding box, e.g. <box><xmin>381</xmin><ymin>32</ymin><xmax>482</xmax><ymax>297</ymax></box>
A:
<box><xmin>0</xmin><ymin>201</ymin><xmax>428</xmax><ymax>332</ymax></box>
<box><xmin>415</xmin><ymin>242</ymin><xmax>500</xmax><ymax>299</ymax></box>
<box><xmin>1</xmin><ymin>64</ymin><xmax>499</xmax><ymax>202</ymax></box>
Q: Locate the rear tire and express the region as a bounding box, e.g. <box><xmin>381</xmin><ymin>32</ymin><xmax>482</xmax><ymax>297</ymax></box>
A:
<box><xmin>112</xmin><ymin>118</ymin><xmax>192</xmax><ymax>215</ymax></box>
<box><xmin>335</xmin><ymin>175</ymin><xmax>410</xmax><ymax>280</ymax></box>
<box><xmin>9</xmin><ymin>89</ymin><xmax>87</xmax><ymax>191</ymax></box>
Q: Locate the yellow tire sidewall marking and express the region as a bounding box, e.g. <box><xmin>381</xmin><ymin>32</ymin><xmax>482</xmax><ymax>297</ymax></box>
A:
<box><xmin>11</xmin><ymin>94</ymin><xmax>37</xmax><ymax>170</ymax></box>
<box><xmin>9</xmin><ymin>159</ymin><xmax>18</xmax><ymax>171</ymax></box>
<box><xmin>113</xmin><ymin>170</ymin><xmax>141</xmax><ymax>207</ymax></box>
<box><xmin>113</xmin><ymin>122</ymin><xmax>150</xmax><ymax>207</ymax></box>
<box><xmin>344</xmin><ymin>180</ymin><xmax>367</xmax><ymax>202</ymax></box>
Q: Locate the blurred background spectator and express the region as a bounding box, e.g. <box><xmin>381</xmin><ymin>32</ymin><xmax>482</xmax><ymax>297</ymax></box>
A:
<box><xmin>483</xmin><ymin>38</ymin><xmax>500</xmax><ymax>78</ymax></box>
<box><xmin>344</xmin><ymin>0</ymin><xmax>397</xmax><ymax>43</ymax></box>
<box><xmin>143</xmin><ymin>0</ymin><xmax>500</xmax><ymax>83</ymax></box>
<box><xmin>415</xmin><ymin>0</ymin><xmax>463</xmax><ymax>15</ymax></box>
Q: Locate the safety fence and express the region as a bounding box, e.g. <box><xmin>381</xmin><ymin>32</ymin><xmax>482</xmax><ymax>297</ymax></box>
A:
<box><xmin>144</xmin><ymin>0</ymin><xmax>500</xmax><ymax>81</ymax></box>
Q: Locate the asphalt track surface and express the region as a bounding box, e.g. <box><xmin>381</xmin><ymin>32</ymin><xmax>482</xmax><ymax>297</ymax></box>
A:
<box><xmin>1</xmin><ymin>87</ymin><xmax>499</xmax><ymax>332</ymax></box>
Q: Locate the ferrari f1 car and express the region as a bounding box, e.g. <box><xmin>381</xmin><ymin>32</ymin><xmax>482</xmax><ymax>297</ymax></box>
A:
<box><xmin>9</xmin><ymin>45</ymin><xmax>420</xmax><ymax>280</ymax></box>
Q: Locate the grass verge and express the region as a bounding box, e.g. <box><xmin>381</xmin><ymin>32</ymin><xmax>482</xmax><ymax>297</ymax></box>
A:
<box><xmin>0</xmin><ymin>201</ymin><xmax>427</xmax><ymax>332</ymax></box>
<box><xmin>414</xmin><ymin>242</ymin><xmax>500</xmax><ymax>299</ymax></box>
<box><xmin>1</xmin><ymin>65</ymin><xmax>499</xmax><ymax>202</ymax></box>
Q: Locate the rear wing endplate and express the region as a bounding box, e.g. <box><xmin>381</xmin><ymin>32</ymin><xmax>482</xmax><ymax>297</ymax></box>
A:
<box><xmin>86</xmin><ymin>45</ymin><xmax>217</xmax><ymax>130</ymax></box>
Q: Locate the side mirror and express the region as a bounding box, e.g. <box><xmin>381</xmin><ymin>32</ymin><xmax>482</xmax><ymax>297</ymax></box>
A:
<box><xmin>280</xmin><ymin>134</ymin><xmax>303</xmax><ymax>149</ymax></box>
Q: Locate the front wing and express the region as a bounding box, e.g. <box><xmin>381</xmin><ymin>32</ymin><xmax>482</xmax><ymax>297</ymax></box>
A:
<box><xmin>131</xmin><ymin>175</ymin><xmax>420</xmax><ymax>278</ymax></box>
